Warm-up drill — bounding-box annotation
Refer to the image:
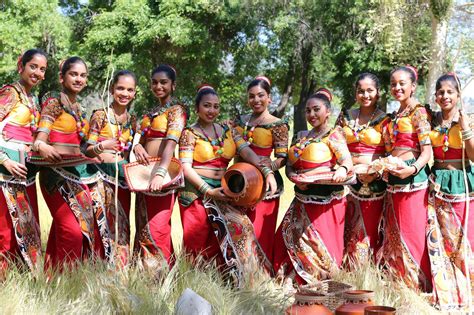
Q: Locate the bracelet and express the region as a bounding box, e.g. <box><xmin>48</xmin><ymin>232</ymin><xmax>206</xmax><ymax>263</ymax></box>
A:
<box><xmin>32</xmin><ymin>139</ymin><xmax>47</xmax><ymax>152</ymax></box>
<box><xmin>154</xmin><ymin>166</ymin><xmax>167</xmax><ymax>178</ymax></box>
<box><xmin>93</xmin><ymin>143</ymin><xmax>104</xmax><ymax>155</ymax></box>
<box><xmin>261</xmin><ymin>166</ymin><xmax>274</xmax><ymax>178</ymax></box>
<box><xmin>0</xmin><ymin>151</ymin><xmax>8</xmax><ymax>165</ymax></box>
<box><xmin>339</xmin><ymin>165</ymin><xmax>348</xmax><ymax>173</ymax></box>
<box><xmin>412</xmin><ymin>161</ymin><xmax>422</xmax><ymax>175</ymax></box>
<box><xmin>271</xmin><ymin>160</ymin><xmax>279</xmax><ymax>172</ymax></box>
<box><xmin>198</xmin><ymin>182</ymin><xmax>211</xmax><ymax>195</ymax></box>
<box><xmin>462</xmin><ymin>129</ymin><xmax>474</xmax><ymax>141</ymax></box>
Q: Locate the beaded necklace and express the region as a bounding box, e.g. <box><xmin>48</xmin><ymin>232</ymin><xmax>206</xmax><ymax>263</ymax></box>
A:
<box><xmin>14</xmin><ymin>82</ymin><xmax>39</xmax><ymax>133</ymax></box>
<box><xmin>391</xmin><ymin>103</ymin><xmax>415</xmax><ymax>143</ymax></box>
<box><xmin>196</xmin><ymin>123</ymin><xmax>225</xmax><ymax>156</ymax></box>
<box><xmin>242</xmin><ymin>114</ymin><xmax>265</xmax><ymax>144</ymax></box>
<box><xmin>292</xmin><ymin>126</ymin><xmax>331</xmax><ymax>158</ymax></box>
<box><xmin>62</xmin><ymin>92</ymin><xmax>87</xmax><ymax>141</ymax></box>
<box><xmin>351</xmin><ymin>107</ymin><xmax>378</xmax><ymax>140</ymax></box>
<box><xmin>434</xmin><ymin>111</ymin><xmax>457</xmax><ymax>153</ymax></box>
<box><xmin>140</xmin><ymin>101</ymin><xmax>172</xmax><ymax>136</ymax></box>
<box><xmin>111</xmin><ymin>107</ymin><xmax>133</xmax><ymax>151</ymax></box>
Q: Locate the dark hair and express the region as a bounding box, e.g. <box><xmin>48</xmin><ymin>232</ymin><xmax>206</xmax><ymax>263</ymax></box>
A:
<box><xmin>60</xmin><ymin>56</ymin><xmax>87</xmax><ymax>76</ymax></box>
<box><xmin>306</xmin><ymin>88</ymin><xmax>333</xmax><ymax>109</ymax></box>
<box><xmin>20</xmin><ymin>49</ymin><xmax>47</xmax><ymax>67</ymax></box>
<box><xmin>195</xmin><ymin>84</ymin><xmax>218</xmax><ymax>109</ymax></box>
<box><xmin>111</xmin><ymin>70</ymin><xmax>137</xmax><ymax>88</ymax></box>
<box><xmin>435</xmin><ymin>73</ymin><xmax>461</xmax><ymax>94</ymax></box>
<box><xmin>151</xmin><ymin>64</ymin><xmax>176</xmax><ymax>83</ymax></box>
<box><xmin>247</xmin><ymin>76</ymin><xmax>271</xmax><ymax>95</ymax></box>
<box><xmin>390</xmin><ymin>65</ymin><xmax>418</xmax><ymax>83</ymax></box>
<box><xmin>355</xmin><ymin>72</ymin><xmax>380</xmax><ymax>91</ymax></box>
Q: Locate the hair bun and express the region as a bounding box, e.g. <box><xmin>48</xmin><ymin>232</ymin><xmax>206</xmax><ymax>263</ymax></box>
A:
<box><xmin>197</xmin><ymin>84</ymin><xmax>215</xmax><ymax>93</ymax></box>
<box><xmin>315</xmin><ymin>88</ymin><xmax>333</xmax><ymax>102</ymax></box>
<box><xmin>255</xmin><ymin>75</ymin><xmax>271</xmax><ymax>86</ymax></box>
<box><xmin>405</xmin><ymin>65</ymin><xmax>418</xmax><ymax>81</ymax></box>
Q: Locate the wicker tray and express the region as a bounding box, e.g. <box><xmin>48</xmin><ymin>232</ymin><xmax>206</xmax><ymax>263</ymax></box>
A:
<box><xmin>298</xmin><ymin>280</ymin><xmax>354</xmax><ymax>311</ymax></box>
<box><xmin>292</xmin><ymin>171</ymin><xmax>356</xmax><ymax>186</ymax></box>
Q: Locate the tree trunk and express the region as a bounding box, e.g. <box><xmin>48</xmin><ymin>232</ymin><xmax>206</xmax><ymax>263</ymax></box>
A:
<box><xmin>425</xmin><ymin>9</ymin><xmax>451</xmax><ymax>105</ymax></box>
<box><xmin>273</xmin><ymin>59</ymin><xmax>295</xmax><ymax>118</ymax></box>
<box><xmin>294</xmin><ymin>44</ymin><xmax>313</xmax><ymax>133</ymax></box>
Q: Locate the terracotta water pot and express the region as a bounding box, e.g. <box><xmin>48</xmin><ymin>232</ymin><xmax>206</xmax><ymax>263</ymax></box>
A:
<box><xmin>364</xmin><ymin>306</ymin><xmax>396</xmax><ymax>314</ymax></box>
<box><xmin>335</xmin><ymin>290</ymin><xmax>375</xmax><ymax>315</ymax></box>
<box><xmin>286</xmin><ymin>292</ymin><xmax>332</xmax><ymax>315</ymax></box>
<box><xmin>221</xmin><ymin>162</ymin><xmax>265</xmax><ymax>207</ymax></box>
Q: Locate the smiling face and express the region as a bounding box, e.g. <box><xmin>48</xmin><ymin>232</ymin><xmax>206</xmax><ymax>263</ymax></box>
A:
<box><xmin>60</xmin><ymin>62</ymin><xmax>88</xmax><ymax>95</ymax></box>
<box><xmin>151</xmin><ymin>71</ymin><xmax>175</xmax><ymax>101</ymax></box>
<box><xmin>435</xmin><ymin>80</ymin><xmax>459</xmax><ymax>113</ymax></box>
<box><xmin>305</xmin><ymin>98</ymin><xmax>330</xmax><ymax>129</ymax></box>
<box><xmin>247</xmin><ymin>85</ymin><xmax>271</xmax><ymax>114</ymax></box>
<box><xmin>356</xmin><ymin>78</ymin><xmax>378</xmax><ymax>109</ymax></box>
<box><xmin>390</xmin><ymin>70</ymin><xmax>416</xmax><ymax>103</ymax></box>
<box><xmin>111</xmin><ymin>75</ymin><xmax>136</xmax><ymax>108</ymax></box>
<box><xmin>19</xmin><ymin>54</ymin><xmax>47</xmax><ymax>90</ymax></box>
<box><xmin>197</xmin><ymin>93</ymin><xmax>220</xmax><ymax>124</ymax></box>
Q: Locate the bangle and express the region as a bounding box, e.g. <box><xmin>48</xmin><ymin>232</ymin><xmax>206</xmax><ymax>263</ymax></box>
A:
<box><xmin>271</xmin><ymin>160</ymin><xmax>279</xmax><ymax>171</ymax></box>
<box><xmin>93</xmin><ymin>143</ymin><xmax>104</xmax><ymax>155</ymax></box>
<box><xmin>339</xmin><ymin>165</ymin><xmax>348</xmax><ymax>173</ymax></box>
<box><xmin>462</xmin><ymin>129</ymin><xmax>474</xmax><ymax>141</ymax></box>
<box><xmin>0</xmin><ymin>151</ymin><xmax>8</xmax><ymax>165</ymax></box>
<box><xmin>261</xmin><ymin>166</ymin><xmax>274</xmax><ymax>178</ymax></box>
<box><xmin>33</xmin><ymin>139</ymin><xmax>46</xmax><ymax>152</ymax></box>
<box><xmin>198</xmin><ymin>182</ymin><xmax>211</xmax><ymax>195</ymax></box>
<box><xmin>412</xmin><ymin>161</ymin><xmax>422</xmax><ymax>174</ymax></box>
<box><xmin>154</xmin><ymin>166</ymin><xmax>167</xmax><ymax>178</ymax></box>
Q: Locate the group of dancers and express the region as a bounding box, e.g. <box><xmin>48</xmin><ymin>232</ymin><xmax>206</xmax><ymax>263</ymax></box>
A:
<box><xmin>0</xmin><ymin>48</ymin><xmax>472</xmax><ymax>311</ymax></box>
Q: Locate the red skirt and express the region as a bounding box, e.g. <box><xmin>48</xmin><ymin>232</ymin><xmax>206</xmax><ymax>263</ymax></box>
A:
<box><xmin>42</xmin><ymin>176</ymin><xmax>104</xmax><ymax>271</ymax></box>
<box><xmin>247</xmin><ymin>198</ymin><xmax>279</xmax><ymax>263</ymax></box>
<box><xmin>377</xmin><ymin>188</ymin><xmax>431</xmax><ymax>291</ymax></box>
<box><xmin>134</xmin><ymin>192</ymin><xmax>175</xmax><ymax>268</ymax></box>
<box><xmin>273</xmin><ymin>197</ymin><xmax>346</xmax><ymax>284</ymax></box>
<box><xmin>0</xmin><ymin>183</ymin><xmax>41</xmax><ymax>271</ymax></box>
<box><xmin>179</xmin><ymin>198</ymin><xmax>221</xmax><ymax>260</ymax></box>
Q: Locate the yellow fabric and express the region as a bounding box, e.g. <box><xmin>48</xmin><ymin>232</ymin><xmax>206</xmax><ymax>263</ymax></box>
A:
<box><xmin>179</xmin><ymin>130</ymin><xmax>236</xmax><ymax>163</ymax></box>
<box><xmin>235</xmin><ymin>125</ymin><xmax>273</xmax><ymax>148</ymax></box>
<box><xmin>288</xmin><ymin>140</ymin><xmax>333</xmax><ymax>165</ymax></box>
<box><xmin>343</xmin><ymin>119</ymin><xmax>385</xmax><ymax>146</ymax></box>
<box><xmin>430</xmin><ymin>124</ymin><xmax>462</xmax><ymax>149</ymax></box>
<box><xmin>8</xmin><ymin>103</ymin><xmax>38</xmax><ymax>126</ymax></box>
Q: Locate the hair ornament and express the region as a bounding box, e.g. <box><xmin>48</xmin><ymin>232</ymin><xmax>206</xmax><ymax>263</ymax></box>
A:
<box><xmin>255</xmin><ymin>75</ymin><xmax>271</xmax><ymax>86</ymax></box>
<box><xmin>405</xmin><ymin>64</ymin><xmax>418</xmax><ymax>81</ymax></box>
<box><xmin>197</xmin><ymin>84</ymin><xmax>215</xmax><ymax>93</ymax></box>
<box><xmin>315</xmin><ymin>88</ymin><xmax>333</xmax><ymax>102</ymax></box>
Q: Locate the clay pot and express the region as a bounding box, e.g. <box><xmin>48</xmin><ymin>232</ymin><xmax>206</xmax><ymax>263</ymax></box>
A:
<box><xmin>286</xmin><ymin>292</ymin><xmax>332</xmax><ymax>315</ymax></box>
<box><xmin>335</xmin><ymin>290</ymin><xmax>375</xmax><ymax>315</ymax></box>
<box><xmin>221</xmin><ymin>162</ymin><xmax>265</xmax><ymax>206</ymax></box>
<box><xmin>364</xmin><ymin>306</ymin><xmax>396</xmax><ymax>314</ymax></box>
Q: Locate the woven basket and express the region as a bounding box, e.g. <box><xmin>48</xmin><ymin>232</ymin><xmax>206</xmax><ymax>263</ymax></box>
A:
<box><xmin>298</xmin><ymin>280</ymin><xmax>354</xmax><ymax>311</ymax></box>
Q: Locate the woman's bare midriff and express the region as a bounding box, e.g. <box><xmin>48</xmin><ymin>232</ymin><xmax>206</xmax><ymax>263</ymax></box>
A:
<box><xmin>97</xmin><ymin>152</ymin><xmax>126</xmax><ymax>163</ymax></box>
<box><xmin>391</xmin><ymin>149</ymin><xmax>419</xmax><ymax>161</ymax></box>
<box><xmin>52</xmin><ymin>144</ymin><xmax>82</xmax><ymax>156</ymax></box>
<box><xmin>352</xmin><ymin>154</ymin><xmax>383</xmax><ymax>166</ymax></box>
<box><xmin>434</xmin><ymin>161</ymin><xmax>465</xmax><ymax>170</ymax></box>
<box><xmin>195</xmin><ymin>168</ymin><xmax>226</xmax><ymax>180</ymax></box>
<box><xmin>144</xmin><ymin>138</ymin><xmax>168</xmax><ymax>157</ymax></box>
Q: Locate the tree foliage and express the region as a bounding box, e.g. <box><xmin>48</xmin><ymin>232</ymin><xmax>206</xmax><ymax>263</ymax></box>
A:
<box><xmin>0</xmin><ymin>0</ymin><xmax>470</xmax><ymax>127</ymax></box>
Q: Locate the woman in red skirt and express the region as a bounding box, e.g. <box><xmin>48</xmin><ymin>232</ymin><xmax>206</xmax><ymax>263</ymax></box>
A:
<box><xmin>133</xmin><ymin>65</ymin><xmax>186</xmax><ymax>270</ymax></box>
<box><xmin>233</xmin><ymin>76</ymin><xmax>287</xmax><ymax>264</ymax></box>
<box><xmin>336</xmin><ymin>73</ymin><xmax>390</xmax><ymax>265</ymax></box>
<box><xmin>378</xmin><ymin>65</ymin><xmax>432</xmax><ymax>291</ymax></box>
<box><xmin>273</xmin><ymin>88</ymin><xmax>353</xmax><ymax>284</ymax></box>
<box><xmin>0</xmin><ymin>49</ymin><xmax>47</xmax><ymax>272</ymax></box>
<box><xmin>35</xmin><ymin>56</ymin><xmax>104</xmax><ymax>270</ymax></box>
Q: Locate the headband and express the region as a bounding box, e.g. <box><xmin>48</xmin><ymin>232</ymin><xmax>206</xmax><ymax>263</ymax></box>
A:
<box><xmin>166</xmin><ymin>64</ymin><xmax>177</xmax><ymax>76</ymax></box>
<box><xmin>197</xmin><ymin>84</ymin><xmax>215</xmax><ymax>93</ymax></box>
<box><xmin>255</xmin><ymin>75</ymin><xmax>271</xmax><ymax>86</ymax></box>
<box><xmin>315</xmin><ymin>88</ymin><xmax>333</xmax><ymax>102</ymax></box>
<box><xmin>405</xmin><ymin>65</ymin><xmax>418</xmax><ymax>81</ymax></box>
